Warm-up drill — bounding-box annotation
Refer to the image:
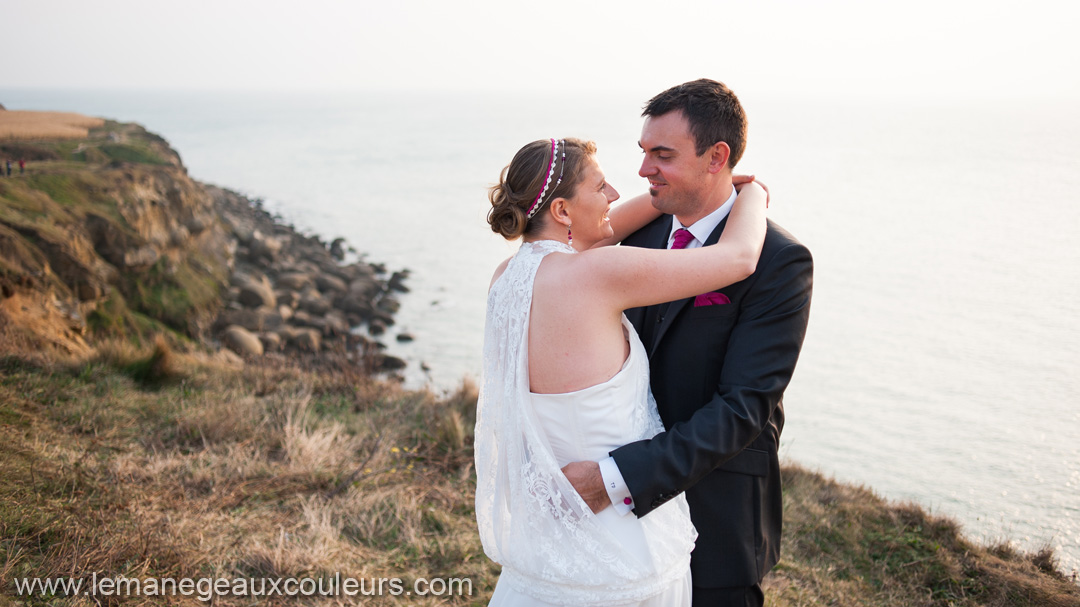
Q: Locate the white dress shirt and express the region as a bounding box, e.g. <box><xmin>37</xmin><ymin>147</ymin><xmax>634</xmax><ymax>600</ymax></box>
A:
<box><xmin>599</xmin><ymin>187</ymin><xmax>738</xmax><ymax>515</ymax></box>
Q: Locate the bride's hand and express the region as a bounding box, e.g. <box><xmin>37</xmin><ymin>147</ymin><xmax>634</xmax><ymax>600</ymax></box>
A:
<box><xmin>733</xmin><ymin>174</ymin><xmax>769</xmax><ymax>208</ymax></box>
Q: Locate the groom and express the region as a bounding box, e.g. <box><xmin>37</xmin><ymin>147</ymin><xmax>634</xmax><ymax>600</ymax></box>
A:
<box><xmin>564</xmin><ymin>79</ymin><xmax>813</xmax><ymax>607</ymax></box>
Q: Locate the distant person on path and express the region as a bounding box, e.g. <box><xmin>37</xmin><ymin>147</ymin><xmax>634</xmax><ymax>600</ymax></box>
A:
<box><xmin>18</xmin><ymin>159</ymin><xmax>25</xmax><ymax>174</ymax></box>
<box><xmin>5</xmin><ymin>160</ymin><xmax>10</xmax><ymax>177</ymax></box>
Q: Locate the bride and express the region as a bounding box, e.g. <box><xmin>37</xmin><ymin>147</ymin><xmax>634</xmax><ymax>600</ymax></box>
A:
<box><xmin>476</xmin><ymin>138</ymin><xmax>767</xmax><ymax>606</ymax></box>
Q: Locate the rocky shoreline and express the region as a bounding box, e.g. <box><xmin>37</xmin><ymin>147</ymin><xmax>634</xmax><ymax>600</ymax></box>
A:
<box><xmin>209</xmin><ymin>185</ymin><xmax>410</xmax><ymax>372</ymax></box>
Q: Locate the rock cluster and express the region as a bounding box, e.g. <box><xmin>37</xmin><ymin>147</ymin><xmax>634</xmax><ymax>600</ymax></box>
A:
<box><xmin>207</xmin><ymin>187</ymin><xmax>408</xmax><ymax>371</ymax></box>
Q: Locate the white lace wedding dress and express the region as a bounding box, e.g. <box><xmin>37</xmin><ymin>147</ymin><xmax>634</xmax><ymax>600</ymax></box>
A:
<box><xmin>475</xmin><ymin>240</ymin><xmax>697</xmax><ymax>606</ymax></box>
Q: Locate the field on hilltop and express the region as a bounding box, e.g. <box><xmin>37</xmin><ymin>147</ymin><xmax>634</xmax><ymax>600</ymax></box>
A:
<box><xmin>0</xmin><ymin>110</ymin><xmax>105</xmax><ymax>141</ymax></box>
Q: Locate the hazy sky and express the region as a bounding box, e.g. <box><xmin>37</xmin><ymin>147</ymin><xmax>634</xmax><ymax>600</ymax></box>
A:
<box><xmin>3</xmin><ymin>0</ymin><xmax>1078</xmax><ymax>101</ymax></box>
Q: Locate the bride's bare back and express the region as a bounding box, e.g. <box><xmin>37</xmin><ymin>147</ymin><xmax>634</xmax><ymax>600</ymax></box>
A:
<box><xmin>528</xmin><ymin>251</ymin><xmax>633</xmax><ymax>394</ymax></box>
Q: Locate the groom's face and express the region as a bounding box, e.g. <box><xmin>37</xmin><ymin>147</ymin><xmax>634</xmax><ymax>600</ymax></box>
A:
<box><xmin>638</xmin><ymin>110</ymin><xmax>711</xmax><ymax>220</ymax></box>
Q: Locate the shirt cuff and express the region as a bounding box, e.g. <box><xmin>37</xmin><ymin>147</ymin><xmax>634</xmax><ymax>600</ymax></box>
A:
<box><xmin>598</xmin><ymin>456</ymin><xmax>634</xmax><ymax>516</ymax></box>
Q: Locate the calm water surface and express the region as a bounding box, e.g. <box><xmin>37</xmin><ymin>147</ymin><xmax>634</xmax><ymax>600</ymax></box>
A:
<box><xmin>3</xmin><ymin>88</ymin><xmax>1077</xmax><ymax>573</ymax></box>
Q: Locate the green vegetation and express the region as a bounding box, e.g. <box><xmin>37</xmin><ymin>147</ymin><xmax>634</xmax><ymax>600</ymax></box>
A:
<box><xmin>126</xmin><ymin>258</ymin><xmax>222</xmax><ymax>335</ymax></box>
<box><xmin>0</xmin><ymin>162</ymin><xmax>130</xmax><ymax>243</ymax></box>
<box><xmin>85</xmin><ymin>287</ymin><xmax>187</xmax><ymax>348</ymax></box>
<box><xmin>1</xmin><ymin>120</ymin><xmax>177</xmax><ymax>169</ymax></box>
<box><xmin>22</xmin><ymin>173</ymin><xmax>83</xmax><ymax>207</ymax></box>
<box><xmin>98</xmin><ymin>142</ymin><xmax>169</xmax><ymax>165</ymax></box>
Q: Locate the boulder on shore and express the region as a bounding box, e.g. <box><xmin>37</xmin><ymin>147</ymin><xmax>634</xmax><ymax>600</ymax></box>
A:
<box><xmin>222</xmin><ymin>325</ymin><xmax>263</xmax><ymax>357</ymax></box>
<box><xmin>276</xmin><ymin>272</ymin><xmax>311</xmax><ymax>291</ymax></box>
<box><xmin>238</xmin><ymin>280</ymin><xmax>276</xmax><ymax>309</ymax></box>
<box><xmin>315</xmin><ymin>273</ymin><xmax>347</xmax><ymax>294</ymax></box>
<box><xmin>258</xmin><ymin>332</ymin><xmax>282</xmax><ymax>352</ymax></box>
<box><xmin>388</xmin><ymin>270</ymin><xmax>410</xmax><ymax>293</ymax></box>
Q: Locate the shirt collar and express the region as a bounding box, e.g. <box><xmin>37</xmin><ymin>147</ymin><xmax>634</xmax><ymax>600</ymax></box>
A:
<box><xmin>667</xmin><ymin>187</ymin><xmax>739</xmax><ymax>248</ymax></box>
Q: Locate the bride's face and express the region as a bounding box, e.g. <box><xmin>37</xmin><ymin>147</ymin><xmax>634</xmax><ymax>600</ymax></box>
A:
<box><xmin>566</xmin><ymin>156</ymin><xmax>619</xmax><ymax>248</ymax></box>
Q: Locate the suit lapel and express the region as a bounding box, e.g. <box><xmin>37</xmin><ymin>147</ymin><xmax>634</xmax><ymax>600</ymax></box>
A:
<box><xmin>702</xmin><ymin>214</ymin><xmax>730</xmax><ymax>247</ymax></box>
<box><xmin>645</xmin><ymin>215</ymin><xmax>674</xmax><ymax>250</ymax></box>
<box><xmin>632</xmin><ymin>216</ymin><xmax>674</xmax><ymax>348</ymax></box>
<box><xmin>648</xmin><ymin>215</ymin><xmax>731</xmax><ymax>356</ymax></box>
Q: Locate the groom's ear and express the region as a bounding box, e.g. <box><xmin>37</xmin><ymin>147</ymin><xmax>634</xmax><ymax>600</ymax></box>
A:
<box><xmin>707</xmin><ymin>141</ymin><xmax>731</xmax><ymax>174</ymax></box>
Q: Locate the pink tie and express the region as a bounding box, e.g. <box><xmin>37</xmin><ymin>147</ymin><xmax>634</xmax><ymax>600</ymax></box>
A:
<box><xmin>671</xmin><ymin>228</ymin><xmax>694</xmax><ymax>250</ymax></box>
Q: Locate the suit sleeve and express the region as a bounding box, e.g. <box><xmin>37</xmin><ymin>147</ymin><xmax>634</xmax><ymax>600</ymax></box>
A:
<box><xmin>611</xmin><ymin>241</ymin><xmax>813</xmax><ymax>517</ymax></box>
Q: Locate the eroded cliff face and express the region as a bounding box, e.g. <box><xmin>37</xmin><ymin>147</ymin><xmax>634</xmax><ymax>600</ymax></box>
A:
<box><xmin>0</xmin><ymin>158</ymin><xmax>233</xmax><ymax>353</ymax></box>
<box><xmin>89</xmin><ymin>166</ymin><xmax>231</xmax><ymax>279</ymax></box>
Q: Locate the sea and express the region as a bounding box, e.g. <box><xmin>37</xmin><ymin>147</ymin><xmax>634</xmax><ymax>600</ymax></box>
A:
<box><xmin>2</xmin><ymin>87</ymin><xmax>1077</xmax><ymax>574</ymax></box>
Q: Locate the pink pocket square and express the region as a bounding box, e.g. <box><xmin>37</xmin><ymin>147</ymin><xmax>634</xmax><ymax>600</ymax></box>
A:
<box><xmin>694</xmin><ymin>292</ymin><xmax>731</xmax><ymax>307</ymax></box>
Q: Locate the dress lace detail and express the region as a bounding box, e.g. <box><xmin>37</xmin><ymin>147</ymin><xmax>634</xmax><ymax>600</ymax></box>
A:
<box><xmin>475</xmin><ymin>240</ymin><xmax>697</xmax><ymax>606</ymax></box>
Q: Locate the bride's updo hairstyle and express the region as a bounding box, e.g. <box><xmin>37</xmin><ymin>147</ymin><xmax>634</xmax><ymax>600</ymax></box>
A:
<box><xmin>488</xmin><ymin>138</ymin><xmax>597</xmax><ymax>240</ymax></box>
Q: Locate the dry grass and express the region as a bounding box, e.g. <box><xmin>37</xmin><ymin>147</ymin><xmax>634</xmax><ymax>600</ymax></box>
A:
<box><xmin>0</xmin><ymin>343</ymin><xmax>493</xmax><ymax>606</ymax></box>
<box><xmin>0</xmin><ymin>343</ymin><xmax>1075</xmax><ymax>606</ymax></box>
<box><xmin>765</xmin><ymin>465</ymin><xmax>1080</xmax><ymax>606</ymax></box>
<box><xmin>0</xmin><ymin>111</ymin><xmax>104</xmax><ymax>141</ymax></box>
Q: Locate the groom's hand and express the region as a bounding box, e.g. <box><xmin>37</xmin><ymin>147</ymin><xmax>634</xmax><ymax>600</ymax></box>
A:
<box><xmin>561</xmin><ymin>461</ymin><xmax>611</xmax><ymax>514</ymax></box>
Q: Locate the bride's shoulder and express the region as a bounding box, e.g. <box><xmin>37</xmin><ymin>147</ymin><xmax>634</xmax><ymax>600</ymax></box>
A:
<box><xmin>489</xmin><ymin>256</ymin><xmax>512</xmax><ymax>290</ymax></box>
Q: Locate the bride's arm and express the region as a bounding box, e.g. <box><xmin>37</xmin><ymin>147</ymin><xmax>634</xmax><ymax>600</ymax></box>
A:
<box><xmin>589</xmin><ymin>192</ymin><xmax>661</xmax><ymax>249</ymax></box>
<box><xmin>589</xmin><ymin>175</ymin><xmax>765</xmax><ymax>249</ymax></box>
<box><xmin>576</xmin><ymin>181</ymin><xmax>768</xmax><ymax>310</ymax></box>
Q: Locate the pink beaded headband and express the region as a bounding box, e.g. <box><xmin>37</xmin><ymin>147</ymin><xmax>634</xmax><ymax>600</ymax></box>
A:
<box><xmin>526</xmin><ymin>139</ymin><xmax>566</xmax><ymax>220</ymax></box>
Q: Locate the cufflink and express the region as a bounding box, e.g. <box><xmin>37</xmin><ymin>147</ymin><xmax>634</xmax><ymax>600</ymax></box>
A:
<box><xmin>623</xmin><ymin>497</ymin><xmax>632</xmax><ymax>505</ymax></box>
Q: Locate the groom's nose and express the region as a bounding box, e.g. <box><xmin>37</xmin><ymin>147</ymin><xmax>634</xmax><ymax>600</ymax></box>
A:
<box><xmin>639</xmin><ymin>157</ymin><xmax>656</xmax><ymax>178</ymax></box>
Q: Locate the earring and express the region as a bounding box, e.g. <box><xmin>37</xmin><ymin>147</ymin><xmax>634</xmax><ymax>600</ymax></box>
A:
<box><xmin>567</xmin><ymin>222</ymin><xmax>573</xmax><ymax>246</ymax></box>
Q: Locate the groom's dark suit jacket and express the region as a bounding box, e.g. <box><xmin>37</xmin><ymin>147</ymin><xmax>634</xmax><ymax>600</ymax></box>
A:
<box><xmin>612</xmin><ymin>214</ymin><xmax>813</xmax><ymax>588</ymax></box>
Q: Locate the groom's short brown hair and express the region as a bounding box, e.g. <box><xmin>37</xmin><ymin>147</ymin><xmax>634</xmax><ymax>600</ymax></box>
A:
<box><xmin>643</xmin><ymin>78</ymin><xmax>747</xmax><ymax>168</ymax></box>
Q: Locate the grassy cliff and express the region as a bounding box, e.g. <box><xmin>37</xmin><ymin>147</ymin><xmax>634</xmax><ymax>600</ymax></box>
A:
<box><xmin>1</xmin><ymin>118</ymin><xmax>229</xmax><ymax>353</ymax></box>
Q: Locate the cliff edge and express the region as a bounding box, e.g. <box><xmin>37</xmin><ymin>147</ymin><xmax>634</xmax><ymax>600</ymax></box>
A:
<box><xmin>0</xmin><ymin>113</ymin><xmax>405</xmax><ymax>372</ymax></box>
